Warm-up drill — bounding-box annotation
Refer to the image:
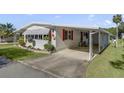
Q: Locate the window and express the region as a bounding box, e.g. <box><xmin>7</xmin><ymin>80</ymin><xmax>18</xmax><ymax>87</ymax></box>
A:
<box><xmin>31</xmin><ymin>35</ymin><xmax>34</xmax><ymax>39</ymax></box>
<box><xmin>28</xmin><ymin>35</ymin><xmax>30</xmax><ymax>38</ymax></box>
<box><xmin>69</xmin><ymin>31</ymin><xmax>71</xmax><ymax>40</ymax></box>
<box><xmin>68</xmin><ymin>30</ymin><xmax>73</xmax><ymax>40</ymax></box>
<box><xmin>39</xmin><ymin>35</ymin><xmax>42</xmax><ymax>39</ymax></box>
<box><xmin>62</xmin><ymin>29</ymin><xmax>68</xmax><ymax>40</ymax></box>
<box><xmin>43</xmin><ymin>35</ymin><xmax>46</xmax><ymax>40</ymax></box>
<box><xmin>62</xmin><ymin>29</ymin><xmax>73</xmax><ymax>40</ymax></box>
<box><xmin>64</xmin><ymin>30</ymin><xmax>68</xmax><ymax>40</ymax></box>
<box><xmin>35</xmin><ymin>35</ymin><xmax>38</xmax><ymax>39</ymax></box>
<box><xmin>84</xmin><ymin>32</ymin><xmax>89</xmax><ymax>39</ymax></box>
<box><xmin>43</xmin><ymin>35</ymin><xmax>49</xmax><ymax>40</ymax></box>
<box><xmin>46</xmin><ymin>35</ymin><xmax>49</xmax><ymax>40</ymax></box>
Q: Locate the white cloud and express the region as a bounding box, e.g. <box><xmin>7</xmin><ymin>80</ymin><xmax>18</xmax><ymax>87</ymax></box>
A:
<box><xmin>92</xmin><ymin>24</ymin><xmax>99</xmax><ymax>28</ymax></box>
<box><xmin>88</xmin><ymin>14</ymin><xmax>95</xmax><ymax>21</ymax></box>
<box><xmin>105</xmin><ymin>20</ymin><xmax>112</xmax><ymax>25</ymax></box>
<box><xmin>26</xmin><ymin>14</ymin><xmax>33</xmax><ymax>15</ymax></box>
<box><xmin>54</xmin><ymin>15</ymin><xmax>61</xmax><ymax>18</ymax></box>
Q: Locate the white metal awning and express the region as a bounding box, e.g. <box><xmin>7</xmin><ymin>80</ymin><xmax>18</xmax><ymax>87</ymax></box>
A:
<box><xmin>23</xmin><ymin>26</ymin><xmax>50</xmax><ymax>35</ymax></box>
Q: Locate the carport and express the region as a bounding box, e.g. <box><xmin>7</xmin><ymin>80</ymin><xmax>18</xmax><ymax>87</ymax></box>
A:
<box><xmin>71</xmin><ymin>28</ymin><xmax>110</xmax><ymax>61</ymax></box>
<box><xmin>89</xmin><ymin>29</ymin><xmax>110</xmax><ymax>60</ymax></box>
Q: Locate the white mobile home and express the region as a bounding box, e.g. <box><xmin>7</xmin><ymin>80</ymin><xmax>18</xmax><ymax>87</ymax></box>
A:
<box><xmin>16</xmin><ymin>23</ymin><xmax>110</xmax><ymax>60</ymax></box>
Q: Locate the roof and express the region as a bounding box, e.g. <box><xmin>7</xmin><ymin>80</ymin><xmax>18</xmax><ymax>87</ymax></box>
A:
<box><xmin>23</xmin><ymin>26</ymin><xmax>49</xmax><ymax>35</ymax></box>
<box><xmin>16</xmin><ymin>22</ymin><xmax>110</xmax><ymax>34</ymax></box>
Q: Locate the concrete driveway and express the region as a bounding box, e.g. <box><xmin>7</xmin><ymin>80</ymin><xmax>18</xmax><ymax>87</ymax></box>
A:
<box><xmin>0</xmin><ymin>62</ymin><xmax>54</xmax><ymax>78</ymax></box>
<box><xmin>23</xmin><ymin>49</ymin><xmax>89</xmax><ymax>78</ymax></box>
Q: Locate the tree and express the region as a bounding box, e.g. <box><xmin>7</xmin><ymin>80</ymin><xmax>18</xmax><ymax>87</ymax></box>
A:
<box><xmin>106</xmin><ymin>27</ymin><xmax>116</xmax><ymax>35</ymax></box>
<box><xmin>0</xmin><ymin>23</ymin><xmax>16</xmax><ymax>42</ymax></box>
<box><xmin>118</xmin><ymin>22</ymin><xmax>124</xmax><ymax>37</ymax></box>
<box><xmin>119</xmin><ymin>22</ymin><xmax>124</xmax><ymax>32</ymax></box>
<box><xmin>0</xmin><ymin>24</ymin><xmax>6</xmax><ymax>42</ymax></box>
<box><xmin>113</xmin><ymin>14</ymin><xmax>122</xmax><ymax>47</ymax></box>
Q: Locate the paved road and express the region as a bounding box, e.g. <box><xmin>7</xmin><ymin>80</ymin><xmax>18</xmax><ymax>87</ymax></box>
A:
<box><xmin>0</xmin><ymin>62</ymin><xmax>54</xmax><ymax>78</ymax></box>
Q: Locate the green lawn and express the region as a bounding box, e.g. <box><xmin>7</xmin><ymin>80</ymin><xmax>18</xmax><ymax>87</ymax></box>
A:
<box><xmin>0</xmin><ymin>44</ymin><xmax>48</xmax><ymax>61</ymax></box>
<box><xmin>0</xmin><ymin>43</ymin><xmax>15</xmax><ymax>48</ymax></box>
<box><xmin>86</xmin><ymin>41</ymin><xmax>124</xmax><ymax>78</ymax></box>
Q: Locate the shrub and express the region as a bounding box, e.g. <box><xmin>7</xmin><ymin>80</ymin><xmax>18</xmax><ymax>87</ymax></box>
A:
<box><xmin>28</xmin><ymin>45</ymin><xmax>32</xmax><ymax>49</ymax></box>
<box><xmin>44</xmin><ymin>43</ymin><xmax>55</xmax><ymax>52</ymax></box>
<box><xmin>32</xmin><ymin>40</ymin><xmax>36</xmax><ymax>47</ymax></box>
<box><xmin>19</xmin><ymin>36</ymin><xmax>25</xmax><ymax>46</ymax></box>
<box><xmin>44</xmin><ymin>44</ymin><xmax>49</xmax><ymax>50</ymax></box>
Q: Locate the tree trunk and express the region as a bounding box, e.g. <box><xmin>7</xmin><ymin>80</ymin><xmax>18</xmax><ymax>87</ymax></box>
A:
<box><xmin>116</xmin><ymin>24</ymin><xmax>119</xmax><ymax>47</ymax></box>
<box><xmin>0</xmin><ymin>36</ymin><xmax>1</xmax><ymax>43</ymax></box>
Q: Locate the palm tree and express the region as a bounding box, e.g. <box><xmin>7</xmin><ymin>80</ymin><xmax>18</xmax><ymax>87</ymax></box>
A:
<box><xmin>0</xmin><ymin>23</ymin><xmax>16</xmax><ymax>42</ymax></box>
<box><xmin>113</xmin><ymin>14</ymin><xmax>122</xmax><ymax>47</ymax></box>
<box><xmin>0</xmin><ymin>24</ymin><xmax>6</xmax><ymax>42</ymax></box>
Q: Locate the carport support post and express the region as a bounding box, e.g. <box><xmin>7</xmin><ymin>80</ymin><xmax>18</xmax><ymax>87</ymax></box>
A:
<box><xmin>89</xmin><ymin>31</ymin><xmax>92</xmax><ymax>61</ymax></box>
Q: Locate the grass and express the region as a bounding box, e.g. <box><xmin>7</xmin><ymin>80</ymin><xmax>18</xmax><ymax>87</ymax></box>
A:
<box><xmin>86</xmin><ymin>40</ymin><xmax>124</xmax><ymax>78</ymax></box>
<box><xmin>0</xmin><ymin>44</ymin><xmax>48</xmax><ymax>61</ymax></box>
<box><xmin>0</xmin><ymin>43</ymin><xmax>15</xmax><ymax>48</ymax></box>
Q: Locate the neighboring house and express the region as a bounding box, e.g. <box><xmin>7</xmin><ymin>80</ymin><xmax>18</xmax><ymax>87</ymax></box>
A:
<box><xmin>16</xmin><ymin>23</ymin><xmax>110</xmax><ymax>60</ymax></box>
<box><xmin>0</xmin><ymin>36</ymin><xmax>14</xmax><ymax>43</ymax></box>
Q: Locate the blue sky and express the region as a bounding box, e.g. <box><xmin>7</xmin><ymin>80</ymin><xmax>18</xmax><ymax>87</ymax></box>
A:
<box><xmin>0</xmin><ymin>14</ymin><xmax>123</xmax><ymax>29</ymax></box>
